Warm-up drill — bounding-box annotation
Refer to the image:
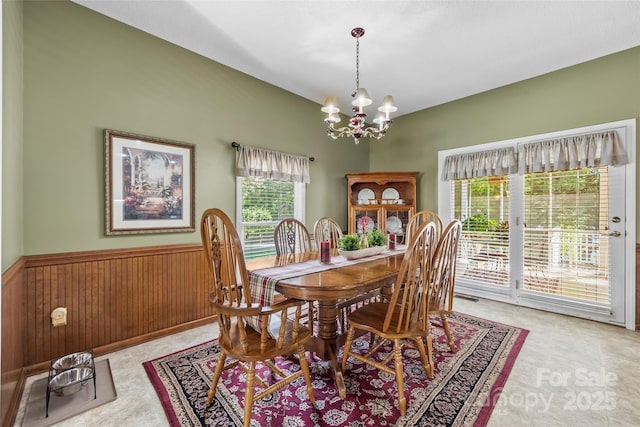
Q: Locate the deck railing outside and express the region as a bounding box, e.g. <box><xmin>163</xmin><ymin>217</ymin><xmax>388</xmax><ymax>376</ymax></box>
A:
<box><xmin>457</xmin><ymin>228</ymin><xmax>609</xmax><ymax>303</ymax></box>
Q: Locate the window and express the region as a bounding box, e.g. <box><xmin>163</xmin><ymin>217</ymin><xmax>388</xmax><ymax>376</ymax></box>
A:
<box><xmin>236</xmin><ymin>177</ymin><xmax>305</xmax><ymax>259</ymax></box>
<box><xmin>233</xmin><ymin>144</ymin><xmax>310</xmax><ymax>259</ymax></box>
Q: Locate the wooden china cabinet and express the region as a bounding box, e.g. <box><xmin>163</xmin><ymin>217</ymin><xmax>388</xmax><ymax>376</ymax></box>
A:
<box><xmin>346</xmin><ymin>172</ymin><xmax>418</xmax><ymax>244</ymax></box>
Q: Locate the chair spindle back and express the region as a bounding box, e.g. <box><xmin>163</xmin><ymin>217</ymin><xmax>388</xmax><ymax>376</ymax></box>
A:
<box><xmin>274</xmin><ymin>218</ymin><xmax>312</xmax><ymax>255</ymax></box>
<box><xmin>430</xmin><ymin>220</ymin><xmax>462</xmax><ymax>312</ymax></box>
<box><xmin>201</xmin><ymin>208</ymin><xmax>251</xmax><ymax>307</ymax></box>
<box><xmin>383</xmin><ymin>221</ymin><xmax>438</xmax><ymax>334</ymax></box>
<box><xmin>406</xmin><ymin>210</ymin><xmax>443</xmax><ymax>242</ymax></box>
<box><xmin>313</xmin><ymin>217</ymin><xmax>343</xmax><ymax>249</ymax></box>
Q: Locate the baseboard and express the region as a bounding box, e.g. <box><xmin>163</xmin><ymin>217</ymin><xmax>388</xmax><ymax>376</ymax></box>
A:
<box><xmin>24</xmin><ymin>316</ymin><xmax>217</xmax><ymax>376</ymax></box>
<box><xmin>2</xmin><ymin>368</ymin><xmax>26</xmax><ymax>427</ymax></box>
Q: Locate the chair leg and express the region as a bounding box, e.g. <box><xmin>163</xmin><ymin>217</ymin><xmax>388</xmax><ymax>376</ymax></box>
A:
<box><xmin>441</xmin><ymin>314</ymin><xmax>455</xmax><ymax>352</ymax></box>
<box><xmin>414</xmin><ymin>337</ymin><xmax>433</xmax><ymax>378</ymax></box>
<box><xmin>298</xmin><ymin>346</ymin><xmax>316</xmax><ymax>404</ymax></box>
<box><xmin>339</xmin><ymin>308</ymin><xmax>346</xmax><ymax>334</ymax></box>
<box><xmin>341</xmin><ymin>326</ymin><xmax>356</xmax><ymax>374</ymax></box>
<box><xmin>393</xmin><ymin>339</ymin><xmax>406</xmax><ymax>416</ymax></box>
<box><xmin>207</xmin><ymin>352</ymin><xmax>227</xmax><ymax>405</ymax></box>
<box><xmin>307</xmin><ymin>301</ymin><xmax>317</xmax><ymax>331</ymax></box>
<box><xmin>424</xmin><ymin>333</ymin><xmax>434</xmax><ymax>378</ymax></box>
<box><xmin>243</xmin><ymin>362</ymin><xmax>256</xmax><ymax>427</ymax></box>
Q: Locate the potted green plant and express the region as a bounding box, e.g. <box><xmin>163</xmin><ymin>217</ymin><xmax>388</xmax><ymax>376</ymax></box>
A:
<box><xmin>338</xmin><ymin>230</ymin><xmax>388</xmax><ymax>260</ymax></box>
<box><xmin>367</xmin><ymin>229</ymin><xmax>387</xmax><ymax>247</ymax></box>
<box><xmin>338</xmin><ymin>234</ymin><xmax>361</xmax><ymax>251</ymax></box>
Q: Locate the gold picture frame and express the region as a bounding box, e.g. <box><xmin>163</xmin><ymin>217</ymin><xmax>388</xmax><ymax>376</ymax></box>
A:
<box><xmin>105</xmin><ymin>129</ymin><xmax>195</xmax><ymax>235</ymax></box>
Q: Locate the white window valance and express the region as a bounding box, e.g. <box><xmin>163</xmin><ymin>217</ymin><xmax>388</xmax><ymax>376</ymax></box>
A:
<box><xmin>518</xmin><ymin>130</ymin><xmax>627</xmax><ymax>174</ymax></box>
<box><xmin>236</xmin><ymin>145</ymin><xmax>310</xmax><ymax>184</ymax></box>
<box><xmin>441</xmin><ymin>147</ymin><xmax>517</xmax><ymax>181</ymax></box>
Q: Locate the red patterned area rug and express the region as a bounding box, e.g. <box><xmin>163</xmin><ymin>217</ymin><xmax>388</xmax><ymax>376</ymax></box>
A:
<box><xmin>143</xmin><ymin>312</ymin><xmax>528</xmax><ymax>427</ymax></box>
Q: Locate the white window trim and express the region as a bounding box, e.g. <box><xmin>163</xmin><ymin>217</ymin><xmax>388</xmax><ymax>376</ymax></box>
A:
<box><xmin>438</xmin><ymin>119</ymin><xmax>636</xmax><ymax>330</ymax></box>
<box><xmin>235</xmin><ymin>177</ymin><xmax>306</xmax><ymax>251</ymax></box>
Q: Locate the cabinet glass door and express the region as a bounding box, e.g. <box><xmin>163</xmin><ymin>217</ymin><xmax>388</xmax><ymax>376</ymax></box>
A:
<box><xmin>354</xmin><ymin>209</ymin><xmax>378</xmax><ymax>234</ymax></box>
<box><xmin>385</xmin><ymin>208</ymin><xmax>411</xmax><ymax>245</ymax></box>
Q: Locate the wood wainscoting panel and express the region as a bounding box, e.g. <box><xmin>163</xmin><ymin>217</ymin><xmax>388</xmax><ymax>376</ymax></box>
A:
<box><xmin>1</xmin><ymin>257</ymin><xmax>27</xmax><ymax>426</ymax></box>
<box><xmin>23</xmin><ymin>244</ymin><xmax>214</xmax><ymax>367</ymax></box>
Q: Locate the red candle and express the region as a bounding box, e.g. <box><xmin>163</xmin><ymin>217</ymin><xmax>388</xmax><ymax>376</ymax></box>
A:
<box><xmin>320</xmin><ymin>241</ymin><xmax>331</xmax><ymax>264</ymax></box>
<box><xmin>388</xmin><ymin>233</ymin><xmax>396</xmax><ymax>250</ymax></box>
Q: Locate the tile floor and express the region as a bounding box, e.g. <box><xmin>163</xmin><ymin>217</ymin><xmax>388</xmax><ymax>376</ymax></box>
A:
<box><xmin>15</xmin><ymin>298</ymin><xmax>640</xmax><ymax>426</ymax></box>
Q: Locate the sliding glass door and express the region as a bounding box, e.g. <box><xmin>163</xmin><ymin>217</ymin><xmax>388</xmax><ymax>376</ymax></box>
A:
<box><xmin>519</xmin><ymin>167</ymin><xmax>625</xmax><ymax>318</ymax></box>
<box><xmin>438</xmin><ymin>120</ymin><xmax>634</xmax><ymax>327</ymax></box>
<box><xmin>450</xmin><ymin>166</ymin><xmax>625</xmax><ymax>324</ymax></box>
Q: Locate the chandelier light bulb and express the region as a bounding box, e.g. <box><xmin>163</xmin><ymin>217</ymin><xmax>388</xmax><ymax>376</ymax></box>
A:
<box><xmin>378</xmin><ymin>95</ymin><xmax>397</xmax><ymax>113</ymax></box>
<box><xmin>352</xmin><ymin>88</ymin><xmax>373</xmax><ymax>107</ymax></box>
<box><xmin>321</xmin><ymin>96</ymin><xmax>340</xmax><ymax>114</ymax></box>
<box><xmin>324</xmin><ymin>113</ymin><xmax>341</xmax><ymax>124</ymax></box>
<box><xmin>373</xmin><ymin>113</ymin><xmax>386</xmax><ymax>130</ymax></box>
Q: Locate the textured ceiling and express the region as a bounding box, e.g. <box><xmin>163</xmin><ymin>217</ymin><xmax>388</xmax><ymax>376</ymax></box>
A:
<box><xmin>72</xmin><ymin>0</ymin><xmax>640</xmax><ymax>117</ymax></box>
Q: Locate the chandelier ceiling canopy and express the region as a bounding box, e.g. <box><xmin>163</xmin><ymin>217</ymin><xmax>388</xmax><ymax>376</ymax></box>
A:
<box><xmin>321</xmin><ymin>27</ymin><xmax>397</xmax><ymax>144</ymax></box>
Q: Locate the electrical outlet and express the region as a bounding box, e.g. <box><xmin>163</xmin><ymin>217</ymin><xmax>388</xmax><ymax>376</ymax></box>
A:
<box><xmin>51</xmin><ymin>307</ymin><xmax>67</xmax><ymax>327</ymax></box>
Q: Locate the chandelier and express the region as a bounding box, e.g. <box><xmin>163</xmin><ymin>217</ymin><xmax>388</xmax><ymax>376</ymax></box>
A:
<box><xmin>321</xmin><ymin>27</ymin><xmax>397</xmax><ymax>144</ymax></box>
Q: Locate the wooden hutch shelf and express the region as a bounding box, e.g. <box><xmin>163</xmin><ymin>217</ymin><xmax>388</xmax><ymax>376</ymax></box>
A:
<box><xmin>346</xmin><ymin>172</ymin><xmax>418</xmax><ymax>244</ymax></box>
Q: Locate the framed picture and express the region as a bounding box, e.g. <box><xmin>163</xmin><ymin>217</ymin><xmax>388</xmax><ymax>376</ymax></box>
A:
<box><xmin>105</xmin><ymin>129</ymin><xmax>195</xmax><ymax>235</ymax></box>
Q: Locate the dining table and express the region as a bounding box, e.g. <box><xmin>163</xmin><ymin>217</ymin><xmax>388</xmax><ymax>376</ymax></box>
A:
<box><xmin>245</xmin><ymin>246</ymin><xmax>406</xmax><ymax>399</ymax></box>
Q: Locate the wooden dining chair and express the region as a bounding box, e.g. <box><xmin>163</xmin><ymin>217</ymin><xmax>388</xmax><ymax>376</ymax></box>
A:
<box><xmin>428</xmin><ymin>219</ymin><xmax>462</xmax><ymax>353</ymax></box>
<box><xmin>341</xmin><ymin>221</ymin><xmax>438</xmax><ymax>416</ymax></box>
<box><xmin>405</xmin><ymin>210</ymin><xmax>443</xmax><ymax>242</ymax></box>
<box><xmin>313</xmin><ymin>216</ymin><xmax>343</xmax><ymax>249</ymax></box>
<box><xmin>274</xmin><ymin>218</ymin><xmax>312</xmax><ymax>255</ymax></box>
<box><xmin>200</xmin><ymin>208</ymin><xmax>315</xmax><ymax>426</ymax></box>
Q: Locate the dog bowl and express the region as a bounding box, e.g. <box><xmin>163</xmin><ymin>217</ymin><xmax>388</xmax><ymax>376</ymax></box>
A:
<box><xmin>52</xmin><ymin>351</ymin><xmax>93</xmax><ymax>372</ymax></box>
<box><xmin>49</xmin><ymin>366</ymin><xmax>94</xmax><ymax>396</ymax></box>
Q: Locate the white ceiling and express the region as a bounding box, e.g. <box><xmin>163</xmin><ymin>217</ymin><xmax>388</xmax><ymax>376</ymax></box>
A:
<box><xmin>72</xmin><ymin>0</ymin><xmax>640</xmax><ymax>118</ymax></box>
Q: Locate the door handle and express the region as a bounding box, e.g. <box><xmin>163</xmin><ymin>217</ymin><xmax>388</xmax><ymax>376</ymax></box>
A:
<box><xmin>608</xmin><ymin>231</ymin><xmax>621</xmax><ymax>237</ymax></box>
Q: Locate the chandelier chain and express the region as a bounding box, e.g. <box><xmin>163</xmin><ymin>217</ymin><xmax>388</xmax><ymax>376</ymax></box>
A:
<box><xmin>355</xmin><ymin>36</ymin><xmax>360</xmax><ymax>94</ymax></box>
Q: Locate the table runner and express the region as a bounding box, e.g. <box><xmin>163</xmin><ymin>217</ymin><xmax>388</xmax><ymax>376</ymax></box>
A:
<box><xmin>246</xmin><ymin>246</ymin><xmax>405</xmax><ymax>333</ymax></box>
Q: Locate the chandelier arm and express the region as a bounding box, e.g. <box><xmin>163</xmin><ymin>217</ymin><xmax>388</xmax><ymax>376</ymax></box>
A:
<box><xmin>334</xmin><ymin>129</ymin><xmax>352</xmax><ymax>135</ymax></box>
<box><xmin>332</xmin><ymin>123</ymin><xmax>392</xmax><ymax>140</ymax></box>
<box><xmin>363</xmin><ymin>125</ymin><xmax>390</xmax><ymax>133</ymax></box>
<box><xmin>329</xmin><ymin>126</ymin><xmax>353</xmax><ymax>135</ymax></box>
<box><xmin>368</xmin><ymin>132</ymin><xmax>386</xmax><ymax>140</ymax></box>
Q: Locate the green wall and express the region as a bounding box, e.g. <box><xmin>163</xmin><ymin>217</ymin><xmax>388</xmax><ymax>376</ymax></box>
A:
<box><xmin>372</xmin><ymin>46</ymin><xmax>640</xmax><ymax>237</ymax></box>
<box><xmin>19</xmin><ymin>0</ymin><xmax>368</xmax><ymax>257</ymax></box>
<box><xmin>9</xmin><ymin>1</ymin><xmax>640</xmax><ymax>263</ymax></box>
<box><xmin>2</xmin><ymin>0</ymin><xmax>24</xmax><ymax>270</ymax></box>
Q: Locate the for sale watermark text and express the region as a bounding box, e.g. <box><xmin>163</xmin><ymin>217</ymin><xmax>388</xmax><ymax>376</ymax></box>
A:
<box><xmin>490</xmin><ymin>367</ymin><xmax>618</xmax><ymax>415</ymax></box>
